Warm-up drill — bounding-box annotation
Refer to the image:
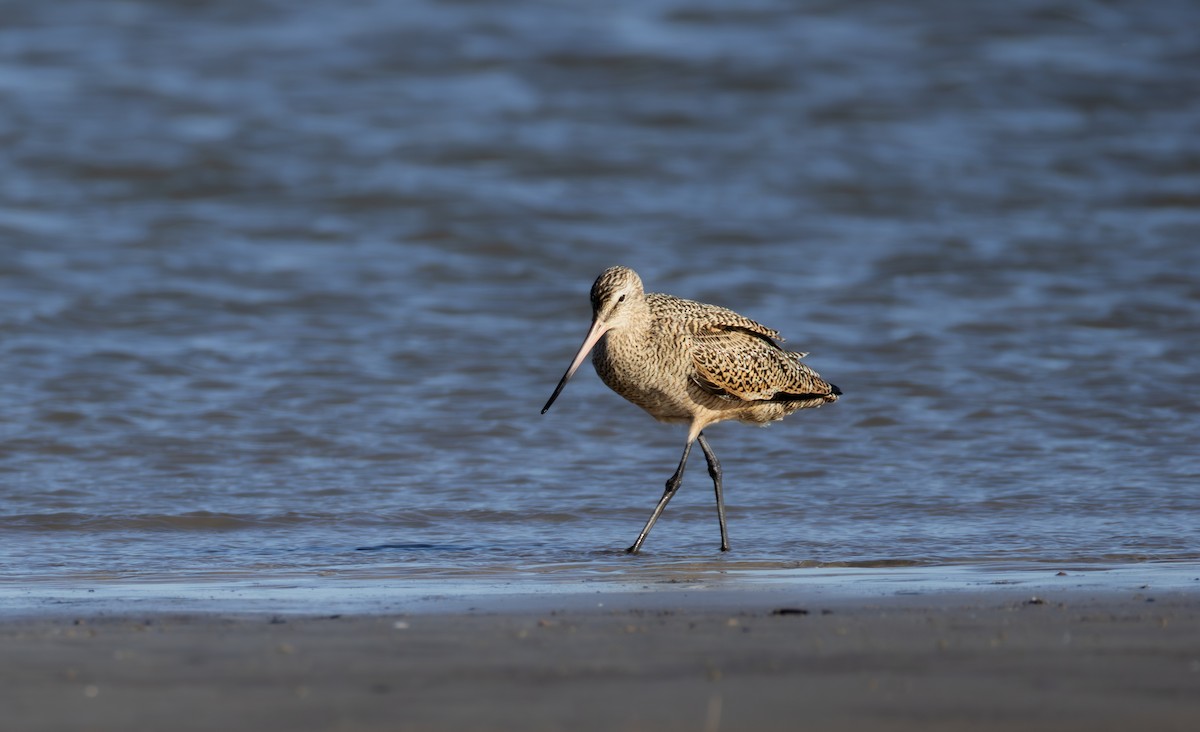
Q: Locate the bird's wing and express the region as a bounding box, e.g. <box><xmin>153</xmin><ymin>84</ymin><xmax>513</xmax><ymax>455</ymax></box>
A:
<box><xmin>645</xmin><ymin>294</ymin><xmax>833</xmax><ymax>402</ymax></box>
<box><xmin>690</xmin><ymin>325</ymin><xmax>830</xmax><ymax>402</ymax></box>
<box><xmin>647</xmin><ymin>293</ymin><xmax>783</xmax><ymax>342</ymax></box>
<box><xmin>696</xmin><ymin>328</ymin><xmax>816</xmax><ymax>398</ymax></box>
<box><xmin>685</xmin><ymin>303</ymin><xmax>782</xmax><ymax>343</ymax></box>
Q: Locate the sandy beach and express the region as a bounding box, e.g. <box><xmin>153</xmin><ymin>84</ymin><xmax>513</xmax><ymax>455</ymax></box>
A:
<box><xmin>3</xmin><ymin>581</ymin><xmax>1198</xmax><ymax>732</ymax></box>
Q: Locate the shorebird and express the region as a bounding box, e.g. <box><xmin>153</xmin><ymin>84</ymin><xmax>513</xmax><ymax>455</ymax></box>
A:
<box><xmin>541</xmin><ymin>266</ymin><xmax>841</xmax><ymax>554</ymax></box>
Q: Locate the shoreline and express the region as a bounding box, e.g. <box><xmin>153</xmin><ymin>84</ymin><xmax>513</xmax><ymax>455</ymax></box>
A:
<box><xmin>2</xmin><ymin>561</ymin><xmax>1197</xmax><ymax>618</ymax></box>
<box><xmin>3</xmin><ymin>567</ymin><xmax>1199</xmax><ymax>731</ymax></box>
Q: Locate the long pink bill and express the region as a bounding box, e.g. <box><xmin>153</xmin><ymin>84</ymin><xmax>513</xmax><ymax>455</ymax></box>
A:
<box><xmin>541</xmin><ymin>317</ymin><xmax>609</xmax><ymax>414</ymax></box>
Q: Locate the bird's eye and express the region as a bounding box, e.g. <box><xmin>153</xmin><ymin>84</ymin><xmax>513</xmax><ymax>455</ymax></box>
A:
<box><xmin>617</xmin><ymin>294</ymin><xmax>626</xmax><ymax>303</ymax></box>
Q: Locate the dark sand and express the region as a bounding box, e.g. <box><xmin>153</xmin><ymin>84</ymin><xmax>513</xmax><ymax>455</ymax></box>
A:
<box><xmin>2</xmin><ymin>582</ymin><xmax>1199</xmax><ymax>731</ymax></box>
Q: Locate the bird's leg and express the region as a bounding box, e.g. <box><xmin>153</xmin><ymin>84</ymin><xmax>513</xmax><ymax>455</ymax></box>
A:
<box><xmin>696</xmin><ymin>432</ymin><xmax>729</xmax><ymax>552</ymax></box>
<box><xmin>626</xmin><ymin>438</ymin><xmax>694</xmax><ymax>554</ymax></box>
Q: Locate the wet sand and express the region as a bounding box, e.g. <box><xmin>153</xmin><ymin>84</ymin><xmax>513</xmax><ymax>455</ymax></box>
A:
<box><xmin>2</xmin><ymin>584</ymin><xmax>1198</xmax><ymax>731</ymax></box>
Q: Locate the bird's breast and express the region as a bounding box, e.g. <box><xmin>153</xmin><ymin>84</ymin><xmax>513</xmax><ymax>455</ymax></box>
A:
<box><xmin>591</xmin><ymin>328</ymin><xmax>696</xmax><ymax>422</ymax></box>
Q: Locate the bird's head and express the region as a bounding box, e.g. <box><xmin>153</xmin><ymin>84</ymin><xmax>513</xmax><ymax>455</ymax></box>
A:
<box><xmin>542</xmin><ymin>266</ymin><xmax>644</xmax><ymax>414</ymax></box>
<box><xmin>589</xmin><ymin>265</ymin><xmax>644</xmax><ymax>330</ymax></box>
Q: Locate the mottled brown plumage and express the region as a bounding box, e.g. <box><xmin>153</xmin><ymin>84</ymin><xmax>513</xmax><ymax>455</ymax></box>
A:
<box><xmin>542</xmin><ymin>265</ymin><xmax>841</xmax><ymax>553</ymax></box>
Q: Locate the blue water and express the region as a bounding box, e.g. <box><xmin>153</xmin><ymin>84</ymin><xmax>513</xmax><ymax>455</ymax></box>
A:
<box><xmin>1</xmin><ymin>0</ymin><xmax>1198</xmax><ymax>592</ymax></box>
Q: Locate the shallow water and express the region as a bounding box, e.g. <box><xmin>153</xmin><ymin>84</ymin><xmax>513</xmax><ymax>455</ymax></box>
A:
<box><xmin>4</xmin><ymin>563</ymin><xmax>1200</xmax><ymax>618</ymax></box>
<box><xmin>2</xmin><ymin>0</ymin><xmax>1199</xmax><ymax>589</ymax></box>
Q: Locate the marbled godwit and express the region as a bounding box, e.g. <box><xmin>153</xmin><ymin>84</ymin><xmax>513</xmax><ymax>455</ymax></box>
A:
<box><xmin>541</xmin><ymin>266</ymin><xmax>841</xmax><ymax>554</ymax></box>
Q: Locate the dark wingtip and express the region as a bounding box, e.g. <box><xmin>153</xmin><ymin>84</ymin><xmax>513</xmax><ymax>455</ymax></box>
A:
<box><xmin>830</xmin><ymin>383</ymin><xmax>843</xmax><ymax>396</ymax></box>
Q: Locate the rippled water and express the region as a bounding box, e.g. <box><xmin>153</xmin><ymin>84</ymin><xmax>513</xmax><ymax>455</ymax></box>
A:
<box><xmin>2</xmin><ymin>0</ymin><xmax>1198</xmax><ymax>585</ymax></box>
